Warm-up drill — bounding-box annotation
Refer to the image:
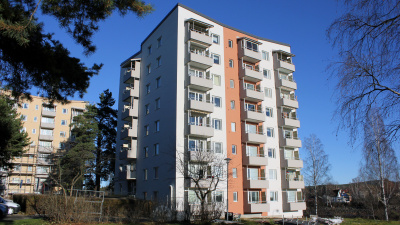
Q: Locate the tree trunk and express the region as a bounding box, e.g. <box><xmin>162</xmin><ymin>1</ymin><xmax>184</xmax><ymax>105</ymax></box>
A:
<box><xmin>376</xmin><ymin>143</ymin><xmax>389</xmax><ymax>221</ymax></box>
<box><xmin>315</xmin><ymin>185</ymin><xmax>318</xmax><ymax>216</ymax></box>
<box><xmin>95</xmin><ymin>137</ymin><xmax>102</xmax><ymax>192</ymax></box>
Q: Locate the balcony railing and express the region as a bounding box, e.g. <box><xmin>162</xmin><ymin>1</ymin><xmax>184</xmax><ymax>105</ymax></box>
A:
<box><xmin>190</xmin><ymin>49</ymin><xmax>211</xmax><ymax>58</ymax></box>
<box><xmin>247</xmin><ymin>153</ymin><xmax>266</xmax><ymax>158</ymax></box>
<box><xmin>247</xmin><ymin>176</ymin><xmax>267</xmax><ymax>181</ymax></box>
<box><xmin>190</xmin><ymin>25</ymin><xmax>209</xmax><ymax>36</ymax></box>
<box><xmin>281</xmin><ymin>94</ymin><xmax>297</xmax><ymax>101</ymax></box>
<box><xmin>282</xmin><ymin>113</ymin><xmax>297</xmax><ymax>120</ymax></box>
<box><xmin>188</xmin><ymin>121</ymin><xmax>212</xmax><ymax>128</ymax></box>
<box><xmin>286</xmin><ymin>174</ymin><xmax>304</xmax><ymax>181</ymax></box>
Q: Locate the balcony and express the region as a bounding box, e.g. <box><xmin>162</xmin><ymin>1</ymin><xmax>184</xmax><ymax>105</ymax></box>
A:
<box><xmin>187</xmin><ymin>124</ymin><xmax>214</xmax><ymax>138</ymax></box>
<box><xmin>241</xmin><ymin>88</ymin><xmax>264</xmax><ymax>102</ymax></box>
<box><xmin>188</xmin><ymin>99</ymin><xmax>214</xmax><ymax>113</ymax></box>
<box><xmin>40</xmin><ymin>121</ymin><xmax>55</xmax><ymax>129</ymax></box>
<box><xmin>277</xmin><ymin>78</ymin><xmax>297</xmax><ymax>90</ymax></box>
<box><xmin>37</xmin><ymin>158</ymin><xmax>52</xmax><ymax>165</ymax></box>
<box><xmin>126</xmin><ymin>170</ymin><xmax>136</xmax><ymax>180</ymax></box>
<box><xmin>122</xmin><ymin>88</ymin><xmax>139</xmax><ymax>102</ymax></box>
<box><xmin>38</xmin><ymin>146</ymin><xmax>53</xmax><ymax>153</ymax></box>
<box><xmin>244</xmin><ymin>178</ymin><xmax>269</xmax><ymax>189</ymax></box>
<box><xmin>243</xmin><ymin>126</ymin><xmax>266</xmax><ymax>144</ymax></box>
<box><xmin>242</xmin><ymin>109</ymin><xmax>265</xmax><ymax>123</ymax></box>
<box><xmin>39</xmin><ymin>135</ymin><xmax>53</xmax><ymax>141</ymax></box>
<box><xmin>280</xmin><ymin>134</ymin><xmax>302</xmax><ymax>148</ymax></box>
<box><xmin>189</xmin><ymin>150</ymin><xmax>214</xmax><ymax>161</ymax></box>
<box><xmin>239</xmin><ymin>66</ymin><xmax>263</xmax><ymax>82</ymax></box>
<box><xmin>243</xmin><ymin>155</ymin><xmax>268</xmax><ymax>166</ymax></box>
<box><xmin>188</xmin><ymin>29</ymin><xmax>213</xmax><ymax>46</ymax></box>
<box><xmin>282</xmin><ymin>175</ymin><xmax>305</xmax><ymax>189</ymax></box>
<box><xmin>121</xmin><ymin>128</ymin><xmax>137</xmax><ymax>140</ymax></box>
<box><xmin>188</xmin><ymin>75</ymin><xmax>213</xmax><ymax>91</ymax></box>
<box><xmin>244</xmin><ymin>200</ymin><xmax>269</xmax><ymax>213</ymax></box>
<box><xmin>120</xmin><ymin>140</ymin><xmax>137</xmax><ymax>160</ymax></box>
<box><xmin>239</xmin><ymin>40</ymin><xmax>262</xmax><ymax>63</ymax></box>
<box><xmin>276</xmin><ymin>59</ymin><xmax>295</xmax><ymax>73</ymax></box>
<box><xmin>42</xmin><ymin>110</ymin><xmax>56</xmax><ymax>117</ymax></box>
<box><xmin>278</xmin><ymin>97</ymin><xmax>299</xmax><ymax>109</ymax></box>
<box><xmin>187</xmin><ymin>52</ymin><xmax>213</xmax><ymax>70</ymax></box>
<box><xmin>273</xmin><ymin>50</ymin><xmax>296</xmax><ymax>73</ymax></box>
<box><xmin>279</xmin><ymin>115</ymin><xmax>300</xmax><ymax>128</ymax></box>
<box><xmin>282</xmin><ymin>192</ymin><xmax>306</xmax><ymax>212</ymax></box>
<box><xmin>122</xmin><ymin>102</ymin><xmax>139</xmax><ymax>121</ymax></box>
<box><xmin>123</xmin><ymin>68</ymin><xmax>140</xmax><ymax>84</ymax></box>
<box><xmin>282</xmin><ymin>157</ymin><xmax>303</xmax><ymax>168</ymax></box>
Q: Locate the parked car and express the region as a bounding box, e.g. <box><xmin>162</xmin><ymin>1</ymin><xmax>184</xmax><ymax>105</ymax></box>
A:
<box><xmin>0</xmin><ymin>197</ymin><xmax>20</xmax><ymax>214</ymax></box>
<box><xmin>0</xmin><ymin>203</ymin><xmax>8</xmax><ymax>218</ymax></box>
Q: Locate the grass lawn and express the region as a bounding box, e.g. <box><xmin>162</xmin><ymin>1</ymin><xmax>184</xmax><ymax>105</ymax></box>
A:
<box><xmin>340</xmin><ymin>218</ymin><xmax>400</xmax><ymax>225</ymax></box>
<box><xmin>0</xmin><ymin>218</ymin><xmax>48</xmax><ymax>225</ymax></box>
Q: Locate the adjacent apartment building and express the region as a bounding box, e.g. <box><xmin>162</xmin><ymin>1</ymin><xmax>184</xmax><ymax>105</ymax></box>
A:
<box><xmin>0</xmin><ymin>91</ymin><xmax>87</xmax><ymax>195</ymax></box>
<box><xmin>115</xmin><ymin>3</ymin><xmax>305</xmax><ymax>217</ymax></box>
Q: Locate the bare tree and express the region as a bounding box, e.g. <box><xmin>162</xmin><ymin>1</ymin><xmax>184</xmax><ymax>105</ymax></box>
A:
<box><xmin>303</xmin><ymin>134</ymin><xmax>331</xmax><ymax>216</ymax></box>
<box><xmin>356</xmin><ymin>109</ymin><xmax>400</xmax><ymax>221</ymax></box>
<box><xmin>327</xmin><ymin>0</ymin><xmax>400</xmax><ymax>143</ymax></box>
<box><xmin>176</xmin><ymin>149</ymin><xmax>226</xmax><ymax>222</ymax></box>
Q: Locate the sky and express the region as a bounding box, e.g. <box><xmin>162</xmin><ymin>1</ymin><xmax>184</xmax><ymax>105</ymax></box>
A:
<box><xmin>35</xmin><ymin>0</ymin><xmax>399</xmax><ymax>185</ymax></box>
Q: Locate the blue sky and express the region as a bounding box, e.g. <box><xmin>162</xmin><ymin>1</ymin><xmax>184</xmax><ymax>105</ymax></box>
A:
<box><xmin>37</xmin><ymin>0</ymin><xmax>397</xmax><ymax>184</ymax></box>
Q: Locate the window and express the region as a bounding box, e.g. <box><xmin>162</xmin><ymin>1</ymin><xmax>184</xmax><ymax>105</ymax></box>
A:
<box><xmin>26</xmin><ymin>178</ymin><xmax>31</xmax><ymax>183</ymax></box>
<box><xmin>233</xmin><ymin>168</ymin><xmax>237</xmax><ymax>178</ymax></box>
<box><xmin>22</xmin><ymin>103</ymin><xmax>29</xmax><ymax>109</ymax></box>
<box><xmin>32</xmin><ymin>129</ymin><xmax>36</xmax><ymax>134</ymax></box>
<box><xmin>154</xmin><ymin>167</ymin><xmax>159</xmax><ymax>179</ymax></box>
<box><xmin>59</xmin><ymin>143</ymin><xmax>65</xmax><ymax>149</ymax></box>
<box><xmin>60</xmin><ymin>131</ymin><xmax>66</xmax><ymax>137</ymax></box>
<box><xmin>40</xmin><ymin>129</ymin><xmax>53</xmax><ymax>136</ymax></box>
<box><xmin>230</xmin><ymin>100</ymin><xmax>235</xmax><ymax>109</ymax></box>
<box><xmin>157</xmin><ymin>56</ymin><xmax>161</xmax><ymax>67</ymax></box>
<box><xmin>14</xmin><ymin>165</ymin><xmax>21</xmax><ymax>172</ymax></box>
<box><xmin>213</xmin><ymin>74</ymin><xmax>221</xmax><ymax>86</ymax></box>
<box><xmin>213</xmin><ymin>96</ymin><xmax>221</xmax><ymax>107</ymax></box>
<box><xmin>248</xmin><ymin>191</ymin><xmax>261</xmax><ymax>203</ymax></box>
<box><xmin>144</xmin><ymin>169</ymin><xmax>148</xmax><ymax>180</ymax></box>
<box><xmin>233</xmin><ymin>192</ymin><xmax>238</xmax><ymax>202</ymax></box>
<box><xmin>269</xmin><ymin>169</ymin><xmax>277</xmax><ymax>180</ymax></box>
<box><xmin>213</xmin><ymin>191</ymin><xmax>223</xmax><ymax>202</ymax></box>
<box><xmin>144</xmin><ymin>147</ymin><xmax>149</xmax><ymax>157</ymax></box>
<box><xmin>155</xmin><ymin>120</ymin><xmax>160</xmax><ymax>132</ymax></box>
<box><xmin>42</xmin><ymin>117</ymin><xmax>54</xmax><ymax>124</ymax></box>
<box><xmin>245</xmin><ymin>40</ymin><xmax>259</xmax><ymax>52</ymax></box>
<box><xmin>156</xmin><ymin>77</ymin><xmax>161</xmax><ymax>88</ymax></box>
<box><xmin>148</xmin><ymin>45</ymin><xmax>152</xmax><ymax>55</ymax></box>
<box><xmin>188</xmin><ymin>190</ymin><xmax>201</xmax><ymax>204</ymax></box>
<box><xmin>147</xmin><ymin>64</ymin><xmax>151</xmax><ymax>74</ymax></box>
<box><xmin>155</xmin><ymin>98</ymin><xmax>160</xmax><ymax>109</ymax></box>
<box><xmin>232</xmin><ymin>145</ymin><xmax>237</xmax><ymax>154</ymax></box>
<box><xmin>62</xmin><ymin>108</ymin><xmax>68</xmax><ymax>114</ymax></box>
<box><xmin>231</xmin><ymin>122</ymin><xmax>236</xmax><ymax>132</ymax></box>
<box><xmin>263</xmin><ymin>69</ymin><xmax>271</xmax><ymax>79</ymax></box>
<box><xmin>264</xmin><ymin>88</ymin><xmax>272</xmax><ymax>98</ymax></box>
<box><xmin>268</xmin><ymin>148</ymin><xmax>276</xmax><ymax>158</ymax></box>
<box><xmin>247</xmin><ymin>168</ymin><xmax>259</xmax><ymax>180</ymax></box>
<box><xmin>270</xmin><ymin>191</ymin><xmax>278</xmax><ymax>201</ymax></box>
<box><xmin>35</xmin><ymin>105</ymin><xmax>39</xmax><ymax>110</ymax></box>
<box><xmin>145</xmin><ymin>104</ymin><xmax>150</xmax><ymax>115</ymax></box>
<box><xmin>212</xmin><ymin>34</ymin><xmax>219</xmax><ymax>44</ymax></box>
<box><xmin>33</xmin><ymin>117</ymin><xmax>38</xmax><ymax>122</ymax></box>
<box><xmin>214</xmin><ymin>142</ymin><xmax>222</xmax><ymax>154</ymax></box>
<box><xmin>21</xmin><ymin>115</ymin><xmax>27</xmax><ymax>121</ymax></box>
<box><xmin>213</xmin><ymin>119</ymin><xmax>222</xmax><ymax>130</ymax></box>
<box><xmin>146</xmin><ymin>84</ymin><xmax>150</xmax><ymax>94</ymax></box>
<box><xmin>230</xmin><ymin>79</ymin><xmax>234</xmax><ymax>88</ymax></box>
<box><xmin>228</xmin><ymin>40</ymin><xmax>233</xmax><ymax>48</ymax></box>
<box><xmin>157</xmin><ymin>37</ymin><xmax>162</xmax><ymax>48</ymax></box>
<box><xmin>154</xmin><ymin>143</ymin><xmax>159</xmax><ymax>155</ymax></box>
<box><xmin>143</xmin><ymin>192</ymin><xmax>147</xmax><ymax>200</ymax></box>
<box><xmin>43</xmin><ymin>106</ymin><xmax>55</xmax><ymax>112</ymax></box>
<box><xmin>27</xmin><ymin>166</ymin><xmax>33</xmax><ymax>172</ymax></box>
<box><xmin>213</xmin><ymin>54</ymin><xmax>220</xmax><ymax>64</ymax></box>
<box><xmin>153</xmin><ymin>191</ymin><xmax>158</xmax><ymax>201</ymax></box>
<box><xmin>266</xmin><ymin>107</ymin><xmax>273</xmax><ymax>117</ymax></box>
<box><xmin>262</xmin><ymin>51</ymin><xmax>269</xmax><ymax>60</ymax></box>
<box><xmin>229</xmin><ymin>60</ymin><xmax>234</xmax><ymax>68</ymax></box>
<box><xmin>267</xmin><ymin>127</ymin><xmax>274</xmax><ymax>137</ymax></box>
<box><xmin>145</xmin><ymin>125</ymin><xmax>149</xmax><ymax>136</ymax></box>
<box><xmin>61</xmin><ymin>120</ymin><xmax>67</xmax><ymax>126</ymax></box>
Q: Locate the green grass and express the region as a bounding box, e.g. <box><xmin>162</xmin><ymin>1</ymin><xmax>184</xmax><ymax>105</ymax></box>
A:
<box><xmin>342</xmin><ymin>218</ymin><xmax>400</xmax><ymax>225</ymax></box>
<box><xmin>0</xmin><ymin>218</ymin><xmax>48</xmax><ymax>225</ymax></box>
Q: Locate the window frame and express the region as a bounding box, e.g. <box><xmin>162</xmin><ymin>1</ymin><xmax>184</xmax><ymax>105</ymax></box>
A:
<box><xmin>229</xmin><ymin>59</ymin><xmax>234</xmax><ymax>68</ymax></box>
<box><xmin>232</xmin><ymin>145</ymin><xmax>237</xmax><ymax>154</ymax></box>
<box><xmin>212</xmin><ymin>33</ymin><xmax>220</xmax><ymax>44</ymax></box>
<box><xmin>228</xmin><ymin>40</ymin><xmax>233</xmax><ymax>48</ymax></box>
<box><xmin>213</xmin><ymin>54</ymin><xmax>220</xmax><ymax>64</ymax></box>
<box><xmin>267</xmin><ymin>127</ymin><xmax>274</xmax><ymax>137</ymax></box>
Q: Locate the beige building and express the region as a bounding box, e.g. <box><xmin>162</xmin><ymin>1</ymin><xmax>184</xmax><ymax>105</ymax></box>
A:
<box><xmin>0</xmin><ymin>92</ymin><xmax>87</xmax><ymax>195</ymax></box>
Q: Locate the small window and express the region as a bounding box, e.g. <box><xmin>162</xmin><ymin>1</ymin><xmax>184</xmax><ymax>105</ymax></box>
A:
<box><xmin>228</xmin><ymin>40</ymin><xmax>233</xmax><ymax>48</ymax></box>
<box><xmin>268</xmin><ymin>148</ymin><xmax>276</xmax><ymax>158</ymax></box>
<box><xmin>32</xmin><ymin>129</ymin><xmax>36</xmax><ymax>134</ymax></box>
<box><xmin>213</xmin><ymin>119</ymin><xmax>222</xmax><ymax>130</ymax></box>
<box><xmin>62</xmin><ymin>108</ymin><xmax>68</xmax><ymax>114</ymax></box>
<box><xmin>148</xmin><ymin>45</ymin><xmax>152</xmax><ymax>55</ymax></box>
<box><xmin>157</xmin><ymin>37</ymin><xmax>162</xmax><ymax>48</ymax></box>
<box><xmin>213</xmin><ymin>96</ymin><xmax>222</xmax><ymax>107</ymax></box>
<box><xmin>266</xmin><ymin>107</ymin><xmax>273</xmax><ymax>117</ymax></box>
<box><xmin>214</xmin><ymin>142</ymin><xmax>222</xmax><ymax>154</ymax></box>
<box><xmin>21</xmin><ymin>127</ymin><xmax>26</xmax><ymax>132</ymax></box>
<box><xmin>33</xmin><ymin>117</ymin><xmax>38</xmax><ymax>122</ymax></box>
<box><xmin>155</xmin><ymin>120</ymin><xmax>160</xmax><ymax>132</ymax></box>
<box><xmin>35</xmin><ymin>105</ymin><xmax>39</xmax><ymax>110</ymax></box>
<box><xmin>22</xmin><ymin>103</ymin><xmax>29</xmax><ymax>109</ymax></box>
<box><xmin>230</xmin><ymin>100</ymin><xmax>235</xmax><ymax>109</ymax></box>
<box><xmin>157</xmin><ymin>56</ymin><xmax>161</xmax><ymax>67</ymax></box>
<box><xmin>213</xmin><ymin>54</ymin><xmax>220</xmax><ymax>64</ymax></box>
<box><xmin>144</xmin><ymin>169</ymin><xmax>148</xmax><ymax>180</ymax></box>
<box><xmin>263</xmin><ymin>69</ymin><xmax>271</xmax><ymax>79</ymax></box>
<box><xmin>154</xmin><ymin>167</ymin><xmax>159</xmax><ymax>179</ymax></box>
<box><xmin>61</xmin><ymin>120</ymin><xmax>67</xmax><ymax>126</ymax></box>
<box><xmin>144</xmin><ymin>147</ymin><xmax>149</xmax><ymax>158</ymax></box>
<box><xmin>262</xmin><ymin>51</ymin><xmax>269</xmax><ymax>60</ymax></box>
<box><xmin>145</xmin><ymin>125</ymin><xmax>149</xmax><ymax>136</ymax></box>
<box><xmin>213</xmin><ymin>74</ymin><xmax>221</xmax><ymax>86</ymax></box>
<box><xmin>145</xmin><ymin>104</ymin><xmax>150</xmax><ymax>115</ymax></box>
<box><xmin>155</xmin><ymin>98</ymin><xmax>161</xmax><ymax>109</ymax></box>
<box><xmin>60</xmin><ymin>131</ymin><xmax>66</xmax><ymax>137</ymax></box>
<box><xmin>233</xmin><ymin>192</ymin><xmax>238</xmax><ymax>202</ymax></box>
<box><xmin>146</xmin><ymin>84</ymin><xmax>151</xmax><ymax>94</ymax></box>
<box><xmin>59</xmin><ymin>143</ymin><xmax>65</xmax><ymax>149</ymax></box>
<box><xmin>147</xmin><ymin>64</ymin><xmax>151</xmax><ymax>74</ymax></box>
<box><xmin>233</xmin><ymin>168</ymin><xmax>237</xmax><ymax>178</ymax></box>
<box><xmin>231</xmin><ymin>122</ymin><xmax>236</xmax><ymax>132</ymax></box>
<box><xmin>264</xmin><ymin>88</ymin><xmax>272</xmax><ymax>98</ymax></box>
<box><xmin>156</xmin><ymin>77</ymin><xmax>161</xmax><ymax>88</ymax></box>
<box><xmin>267</xmin><ymin>127</ymin><xmax>274</xmax><ymax>137</ymax></box>
<box><xmin>230</xmin><ymin>79</ymin><xmax>234</xmax><ymax>88</ymax></box>
<box><xmin>229</xmin><ymin>60</ymin><xmax>234</xmax><ymax>68</ymax></box>
<box><xmin>21</xmin><ymin>115</ymin><xmax>27</xmax><ymax>121</ymax></box>
<box><xmin>28</xmin><ymin>166</ymin><xmax>32</xmax><ymax>172</ymax></box>
<box><xmin>154</xmin><ymin>143</ymin><xmax>159</xmax><ymax>155</ymax></box>
<box><xmin>232</xmin><ymin>145</ymin><xmax>237</xmax><ymax>154</ymax></box>
<box><xmin>269</xmin><ymin>169</ymin><xmax>277</xmax><ymax>180</ymax></box>
<box><xmin>212</xmin><ymin>34</ymin><xmax>220</xmax><ymax>44</ymax></box>
<box><xmin>270</xmin><ymin>191</ymin><xmax>278</xmax><ymax>201</ymax></box>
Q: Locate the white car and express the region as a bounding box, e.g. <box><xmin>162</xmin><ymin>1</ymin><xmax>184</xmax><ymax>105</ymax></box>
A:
<box><xmin>0</xmin><ymin>197</ymin><xmax>20</xmax><ymax>214</ymax></box>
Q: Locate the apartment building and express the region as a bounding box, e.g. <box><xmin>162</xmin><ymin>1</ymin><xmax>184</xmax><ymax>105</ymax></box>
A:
<box><xmin>0</xmin><ymin>92</ymin><xmax>87</xmax><ymax>195</ymax></box>
<box><xmin>115</xmin><ymin>3</ymin><xmax>305</xmax><ymax>217</ymax></box>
